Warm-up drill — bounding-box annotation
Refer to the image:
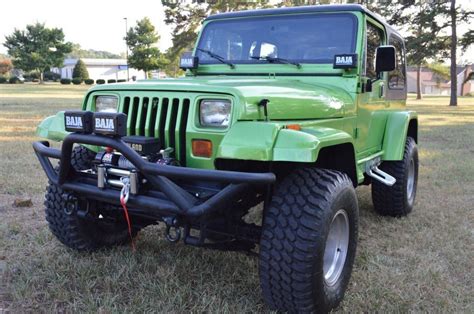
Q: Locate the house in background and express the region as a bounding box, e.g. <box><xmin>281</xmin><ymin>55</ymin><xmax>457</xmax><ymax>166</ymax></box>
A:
<box><xmin>53</xmin><ymin>58</ymin><xmax>146</xmax><ymax>81</ymax></box>
<box><xmin>458</xmin><ymin>64</ymin><xmax>474</xmax><ymax>96</ymax></box>
<box><xmin>407</xmin><ymin>64</ymin><xmax>474</xmax><ymax>96</ymax></box>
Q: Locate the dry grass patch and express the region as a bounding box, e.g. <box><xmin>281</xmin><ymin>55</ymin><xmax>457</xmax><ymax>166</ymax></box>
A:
<box><xmin>0</xmin><ymin>86</ymin><xmax>473</xmax><ymax>312</ymax></box>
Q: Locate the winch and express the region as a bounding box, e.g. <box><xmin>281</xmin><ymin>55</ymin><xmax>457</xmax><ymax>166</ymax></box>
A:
<box><xmin>93</xmin><ymin>135</ymin><xmax>179</xmax><ymax>192</ymax></box>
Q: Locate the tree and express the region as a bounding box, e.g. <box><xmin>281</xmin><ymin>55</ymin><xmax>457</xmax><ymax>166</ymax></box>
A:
<box><xmin>125</xmin><ymin>17</ymin><xmax>167</xmax><ymax>78</ymax></box>
<box><xmin>3</xmin><ymin>23</ymin><xmax>72</xmax><ymax>83</ymax></box>
<box><xmin>72</xmin><ymin>59</ymin><xmax>89</xmax><ymax>79</ymax></box>
<box><xmin>0</xmin><ymin>58</ymin><xmax>13</xmax><ymax>75</ymax></box>
<box><xmin>449</xmin><ymin>0</ymin><xmax>458</xmax><ymax>106</ymax></box>
<box><xmin>460</xmin><ymin>30</ymin><xmax>474</xmax><ymax>51</ymax></box>
<box><xmin>442</xmin><ymin>0</ymin><xmax>473</xmax><ymax>106</ymax></box>
<box><xmin>68</xmin><ymin>43</ymin><xmax>123</xmax><ymax>59</ymax></box>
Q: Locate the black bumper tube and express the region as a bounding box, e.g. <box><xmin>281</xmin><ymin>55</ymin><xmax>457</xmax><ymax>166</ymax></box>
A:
<box><xmin>33</xmin><ymin>133</ymin><xmax>276</xmax><ymax>219</ymax></box>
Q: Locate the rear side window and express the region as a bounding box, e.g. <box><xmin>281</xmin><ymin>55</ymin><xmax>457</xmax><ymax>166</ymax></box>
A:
<box><xmin>388</xmin><ymin>37</ymin><xmax>406</xmax><ymax>89</ymax></box>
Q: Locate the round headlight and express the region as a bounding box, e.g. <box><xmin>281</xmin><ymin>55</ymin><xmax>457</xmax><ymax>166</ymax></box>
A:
<box><xmin>95</xmin><ymin>96</ymin><xmax>118</xmax><ymax>113</ymax></box>
<box><xmin>199</xmin><ymin>99</ymin><xmax>231</xmax><ymax>128</ymax></box>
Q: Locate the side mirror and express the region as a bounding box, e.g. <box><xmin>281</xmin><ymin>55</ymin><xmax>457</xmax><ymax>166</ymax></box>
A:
<box><xmin>179</xmin><ymin>52</ymin><xmax>198</xmax><ymax>70</ymax></box>
<box><xmin>375</xmin><ymin>45</ymin><xmax>396</xmax><ymax>75</ymax></box>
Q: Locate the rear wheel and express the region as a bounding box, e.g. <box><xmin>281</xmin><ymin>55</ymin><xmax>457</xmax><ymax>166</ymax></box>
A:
<box><xmin>259</xmin><ymin>168</ymin><xmax>358</xmax><ymax>312</ymax></box>
<box><xmin>372</xmin><ymin>137</ymin><xmax>419</xmax><ymax>216</ymax></box>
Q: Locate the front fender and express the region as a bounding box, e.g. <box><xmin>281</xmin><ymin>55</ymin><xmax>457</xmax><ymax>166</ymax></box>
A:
<box><xmin>382</xmin><ymin>111</ymin><xmax>418</xmax><ymax>160</ymax></box>
<box><xmin>217</xmin><ymin>122</ymin><xmax>282</xmax><ymax>160</ymax></box>
<box><xmin>274</xmin><ymin>127</ymin><xmax>354</xmax><ymax>162</ymax></box>
<box><xmin>36</xmin><ymin>111</ymin><xmax>69</xmax><ymax>142</ymax></box>
<box><xmin>217</xmin><ymin>121</ymin><xmax>354</xmax><ymax>162</ymax></box>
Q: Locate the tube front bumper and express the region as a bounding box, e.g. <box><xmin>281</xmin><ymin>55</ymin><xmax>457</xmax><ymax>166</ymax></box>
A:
<box><xmin>33</xmin><ymin>133</ymin><xmax>276</xmax><ymax>219</ymax></box>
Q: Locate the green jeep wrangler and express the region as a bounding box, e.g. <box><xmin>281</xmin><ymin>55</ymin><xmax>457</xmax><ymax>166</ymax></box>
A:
<box><xmin>33</xmin><ymin>4</ymin><xmax>419</xmax><ymax>312</ymax></box>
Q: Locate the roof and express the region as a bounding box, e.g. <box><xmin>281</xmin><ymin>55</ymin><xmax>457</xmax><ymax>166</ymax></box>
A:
<box><xmin>205</xmin><ymin>4</ymin><xmax>400</xmax><ymax>37</ymax></box>
<box><xmin>63</xmin><ymin>58</ymin><xmax>127</xmax><ymax>67</ymax></box>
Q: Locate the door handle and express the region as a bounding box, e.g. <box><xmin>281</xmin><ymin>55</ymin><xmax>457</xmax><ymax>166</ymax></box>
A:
<box><xmin>379</xmin><ymin>83</ymin><xmax>384</xmax><ymax>98</ymax></box>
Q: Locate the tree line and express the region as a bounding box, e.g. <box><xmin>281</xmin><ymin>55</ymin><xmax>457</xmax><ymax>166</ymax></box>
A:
<box><xmin>1</xmin><ymin>0</ymin><xmax>472</xmax><ymax>105</ymax></box>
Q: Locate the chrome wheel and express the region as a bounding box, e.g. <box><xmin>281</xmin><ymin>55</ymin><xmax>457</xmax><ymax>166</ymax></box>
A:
<box><xmin>407</xmin><ymin>157</ymin><xmax>415</xmax><ymax>203</ymax></box>
<box><xmin>323</xmin><ymin>209</ymin><xmax>350</xmax><ymax>286</ymax></box>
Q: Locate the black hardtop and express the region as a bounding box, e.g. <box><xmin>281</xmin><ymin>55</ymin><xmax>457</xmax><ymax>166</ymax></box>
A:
<box><xmin>205</xmin><ymin>4</ymin><xmax>401</xmax><ymax>38</ymax></box>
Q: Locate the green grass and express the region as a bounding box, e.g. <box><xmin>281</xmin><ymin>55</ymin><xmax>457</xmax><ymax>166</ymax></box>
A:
<box><xmin>0</xmin><ymin>84</ymin><xmax>473</xmax><ymax>312</ymax></box>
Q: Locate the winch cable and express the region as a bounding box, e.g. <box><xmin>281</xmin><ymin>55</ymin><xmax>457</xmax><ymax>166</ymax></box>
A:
<box><xmin>119</xmin><ymin>177</ymin><xmax>135</xmax><ymax>251</ymax></box>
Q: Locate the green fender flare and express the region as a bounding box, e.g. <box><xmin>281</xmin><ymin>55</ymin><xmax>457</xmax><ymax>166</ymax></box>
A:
<box><xmin>382</xmin><ymin>111</ymin><xmax>418</xmax><ymax>161</ymax></box>
<box><xmin>36</xmin><ymin>111</ymin><xmax>69</xmax><ymax>142</ymax></box>
<box><xmin>217</xmin><ymin>121</ymin><xmax>355</xmax><ymax>163</ymax></box>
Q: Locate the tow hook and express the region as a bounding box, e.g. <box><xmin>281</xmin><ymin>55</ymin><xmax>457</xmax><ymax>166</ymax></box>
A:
<box><xmin>63</xmin><ymin>194</ymin><xmax>78</xmax><ymax>216</ymax></box>
<box><xmin>163</xmin><ymin>216</ymin><xmax>181</xmax><ymax>243</ymax></box>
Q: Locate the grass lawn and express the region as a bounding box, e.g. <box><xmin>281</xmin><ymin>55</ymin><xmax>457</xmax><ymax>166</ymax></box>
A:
<box><xmin>0</xmin><ymin>84</ymin><xmax>473</xmax><ymax>312</ymax></box>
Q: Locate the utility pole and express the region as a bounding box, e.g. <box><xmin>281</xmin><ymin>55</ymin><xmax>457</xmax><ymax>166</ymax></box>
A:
<box><xmin>124</xmin><ymin>17</ymin><xmax>130</xmax><ymax>81</ymax></box>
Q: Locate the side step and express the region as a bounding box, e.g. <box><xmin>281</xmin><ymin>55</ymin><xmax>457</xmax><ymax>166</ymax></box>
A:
<box><xmin>365</xmin><ymin>158</ymin><xmax>396</xmax><ymax>186</ymax></box>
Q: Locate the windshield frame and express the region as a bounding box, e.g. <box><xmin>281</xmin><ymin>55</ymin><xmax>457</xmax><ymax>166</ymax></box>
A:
<box><xmin>195</xmin><ymin>12</ymin><xmax>359</xmax><ymax>66</ymax></box>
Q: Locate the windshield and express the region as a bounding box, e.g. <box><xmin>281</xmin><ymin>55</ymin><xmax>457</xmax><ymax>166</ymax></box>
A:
<box><xmin>196</xmin><ymin>13</ymin><xmax>357</xmax><ymax>65</ymax></box>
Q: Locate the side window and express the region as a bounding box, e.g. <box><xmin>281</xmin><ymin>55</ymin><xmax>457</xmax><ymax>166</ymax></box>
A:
<box><xmin>366</xmin><ymin>22</ymin><xmax>384</xmax><ymax>79</ymax></box>
<box><xmin>388</xmin><ymin>37</ymin><xmax>406</xmax><ymax>89</ymax></box>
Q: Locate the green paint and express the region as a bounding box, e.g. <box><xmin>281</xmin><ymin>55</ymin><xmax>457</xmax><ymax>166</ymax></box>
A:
<box><xmin>36</xmin><ymin>111</ymin><xmax>68</xmax><ymax>142</ymax></box>
<box><xmin>36</xmin><ymin>7</ymin><xmax>416</xmax><ymax>185</ymax></box>
<box><xmin>383</xmin><ymin>111</ymin><xmax>418</xmax><ymax>160</ymax></box>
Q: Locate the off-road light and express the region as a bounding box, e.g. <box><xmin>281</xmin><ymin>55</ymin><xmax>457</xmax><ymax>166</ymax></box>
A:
<box><xmin>93</xmin><ymin>112</ymin><xmax>127</xmax><ymax>137</ymax></box>
<box><xmin>64</xmin><ymin>111</ymin><xmax>93</xmax><ymax>133</ymax></box>
<box><xmin>199</xmin><ymin>99</ymin><xmax>231</xmax><ymax>128</ymax></box>
<box><xmin>95</xmin><ymin>96</ymin><xmax>118</xmax><ymax>113</ymax></box>
<box><xmin>192</xmin><ymin>139</ymin><xmax>212</xmax><ymax>158</ymax></box>
<box><xmin>333</xmin><ymin>53</ymin><xmax>358</xmax><ymax>69</ymax></box>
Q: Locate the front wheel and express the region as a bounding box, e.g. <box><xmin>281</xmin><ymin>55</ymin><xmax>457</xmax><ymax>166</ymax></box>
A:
<box><xmin>45</xmin><ymin>183</ymin><xmax>138</xmax><ymax>251</ymax></box>
<box><xmin>259</xmin><ymin>168</ymin><xmax>359</xmax><ymax>312</ymax></box>
<box><xmin>45</xmin><ymin>147</ymin><xmax>138</xmax><ymax>251</ymax></box>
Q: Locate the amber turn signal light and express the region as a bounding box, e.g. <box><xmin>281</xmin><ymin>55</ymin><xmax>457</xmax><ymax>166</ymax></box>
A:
<box><xmin>192</xmin><ymin>139</ymin><xmax>212</xmax><ymax>158</ymax></box>
<box><xmin>286</xmin><ymin>124</ymin><xmax>301</xmax><ymax>131</ymax></box>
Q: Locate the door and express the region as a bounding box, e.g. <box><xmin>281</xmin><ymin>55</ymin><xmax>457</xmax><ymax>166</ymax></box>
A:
<box><xmin>356</xmin><ymin>19</ymin><xmax>387</xmax><ymax>156</ymax></box>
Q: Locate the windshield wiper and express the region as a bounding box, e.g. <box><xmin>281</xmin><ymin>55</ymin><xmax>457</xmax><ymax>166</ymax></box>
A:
<box><xmin>196</xmin><ymin>48</ymin><xmax>235</xmax><ymax>69</ymax></box>
<box><xmin>251</xmin><ymin>56</ymin><xmax>301</xmax><ymax>69</ymax></box>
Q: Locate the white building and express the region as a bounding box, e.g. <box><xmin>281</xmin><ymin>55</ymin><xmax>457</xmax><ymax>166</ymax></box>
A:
<box><xmin>56</xmin><ymin>58</ymin><xmax>146</xmax><ymax>81</ymax></box>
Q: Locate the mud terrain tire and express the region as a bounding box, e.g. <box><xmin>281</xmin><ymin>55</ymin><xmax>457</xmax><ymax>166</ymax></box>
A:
<box><xmin>259</xmin><ymin>168</ymin><xmax>359</xmax><ymax>312</ymax></box>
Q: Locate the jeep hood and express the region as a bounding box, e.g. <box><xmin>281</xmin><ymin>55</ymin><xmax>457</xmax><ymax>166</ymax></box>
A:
<box><xmin>91</xmin><ymin>78</ymin><xmax>354</xmax><ymax>120</ymax></box>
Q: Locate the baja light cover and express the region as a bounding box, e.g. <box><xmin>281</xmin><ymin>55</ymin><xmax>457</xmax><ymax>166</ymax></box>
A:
<box><xmin>333</xmin><ymin>54</ymin><xmax>358</xmax><ymax>69</ymax></box>
<box><xmin>93</xmin><ymin>112</ymin><xmax>127</xmax><ymax>137</ymax></box>
<box><xmin>64</xmin><ymin>111</ymin><xmax>93</xmax><ymax>133</ymax></box>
